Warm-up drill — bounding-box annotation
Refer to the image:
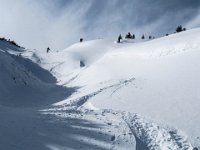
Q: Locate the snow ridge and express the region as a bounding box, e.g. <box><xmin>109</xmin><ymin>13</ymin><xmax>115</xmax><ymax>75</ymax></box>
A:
<box><xmin>122</xmin><ymin>113</ymin><xmax>193</xmax><ymax>150</ymax></box>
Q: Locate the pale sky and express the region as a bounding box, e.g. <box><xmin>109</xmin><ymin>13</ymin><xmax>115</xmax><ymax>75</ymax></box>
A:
<box><xmin>0</xmin><ymin>0</ymin><xmax>200</xmax><ymax>51</ymax></box>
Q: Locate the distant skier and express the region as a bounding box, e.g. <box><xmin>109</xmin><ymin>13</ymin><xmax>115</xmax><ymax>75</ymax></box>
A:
<box><xmin>47</xmin><ymin>47</ymin><xmax>50</xmax><ymax>53</ymax></box>
<box><xmin>117</xmin><ymin>34</ymin><xmax>122</xmax><ymax>43</ymax></box>
<box><xmin>80</xmin><ymin>38</ymin><xmax>83</xmax><ymax>42</ymax></box>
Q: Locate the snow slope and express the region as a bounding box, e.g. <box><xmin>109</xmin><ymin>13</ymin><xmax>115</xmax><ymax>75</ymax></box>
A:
<box><xmin>1</xmin><ymin>28</ymin><xmax>200</xmax><ymax>150</ymax></box>
<box><xmin>0</xmin><ymin>40</ymin><xmax>136</xmax><ymax>150</ymax></box>
<box><xmin>28</xmin><ymin>28</ymin><xmax>200</xmax><ymax>148</ymax></box>
<box><xmin>0</xmin><ymin>41</ymin><xmax>75</xmax><ymax>107</ymax></box>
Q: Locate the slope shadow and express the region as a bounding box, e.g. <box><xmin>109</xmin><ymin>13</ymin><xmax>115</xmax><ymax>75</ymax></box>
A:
<box><xmin>135</xmin><ymin>136</ymin><xmax>149</xmax><ymax>150</ymax></box>
<box><xmin>13</xmin><ymin>54</ymin><xmax>56</xmax><ymax>83</ymax></box>
<box><xmin>0</xmin><ymin>109</ymin><xmax>114</xmax><ymax>150</ymax></box>
<box><xmin>0</xmin><ymin>40</ymin><xmax>25</xmax><ymax>53</ymax></box>
<box><xmin>0</xmin><ymin>51</ymin><xmax>77</xmax><ymax>108</ymax></box>
<box><xmin>39</xmin><ymin>118</ymin><xmax>111</xmax><ymax>150</ymax></box>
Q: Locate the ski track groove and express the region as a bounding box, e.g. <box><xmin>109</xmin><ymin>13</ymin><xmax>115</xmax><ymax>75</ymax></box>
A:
<box><xmin>48</xmin><ymin>77</ymin><xmax>194</xmax><ymax>150</ymax></box>
<box><xmin>68</xmin><ymin>77</ymin><xmax>135</xmax><ymax>108</ymax></box>
<box><xmin>121</xmin><ymin>113</ymin><xmax>193</xmax><ymax>150</ymax></box>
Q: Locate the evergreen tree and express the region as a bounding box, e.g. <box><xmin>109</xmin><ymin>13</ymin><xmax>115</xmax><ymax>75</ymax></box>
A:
<box><xmin>149</xmin><ymin>36</ymin><xmax>152</xmax><ymax>39</ymax></box>
<box><xmin>125</xmin><ymin>32</ymin><xmax>132</xmax><ymax>39</ymax></box>
<box><xmin>132</xmin><ymin>34</ymin><xmax>135</xmax><ymax>39</ymax></box>
<box><xmin>141</xmin><ymin>35</ymin><xmax>145</xmax><ymax>39</ymax></box>
<box><xmin>176</xmin><ymin>25</ymin><xmax>183</xmax><ymax>33</ymax></box>
<box><xmin>117</xmin><ymin>34</ymin><xmax>122</xmax><ymax>43</ymax></box>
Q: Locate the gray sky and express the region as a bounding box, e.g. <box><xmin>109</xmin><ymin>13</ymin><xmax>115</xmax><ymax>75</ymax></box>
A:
<box><xmin>0</xmin><ymin>0</ymin><xmax>200</xmax><ymax>51</ymax></box>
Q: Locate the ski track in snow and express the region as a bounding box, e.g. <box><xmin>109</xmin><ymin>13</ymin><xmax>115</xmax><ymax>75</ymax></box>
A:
<box><xmin>1</xmin><ymin>28</ymin><xmax>200</xmax><ymax>150</ymax></box>
<box><xmin>122</xmin><ymin>113</ymin><xmax>193</xmax><ymax>150</ymax></box>
<box><xmin>54</xmin><ymin>77</ymin><xmax>136</xmax><ymax>109</ymax></box>
<box><xmin>47</xmin><ymin>76</ymin><xmax>195</xmax><ymax>150</ymax></box>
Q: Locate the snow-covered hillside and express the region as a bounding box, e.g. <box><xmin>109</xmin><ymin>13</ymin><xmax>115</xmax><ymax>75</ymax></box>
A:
<box><xmin>0</xmin><ymin>40</ymin><xmax>74</xmax><ymax>107</ymax></box>
<box><xmin>1</xmin><ymin>28</ymin><xmax>200</xmax><ymax>150</ymax></box>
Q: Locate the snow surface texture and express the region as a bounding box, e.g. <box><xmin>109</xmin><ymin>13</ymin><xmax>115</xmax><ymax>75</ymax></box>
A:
<box><xmin>0</xmin><ymin>28</ymin><xmax>200</xmax><ymax>149</ymax></box>
<box><xmin>0</xmin><ymin>48</ymin><xmax>74</xmax><ymax>107</ymax></box>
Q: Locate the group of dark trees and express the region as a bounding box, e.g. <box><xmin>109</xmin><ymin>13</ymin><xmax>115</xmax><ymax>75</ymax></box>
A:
<box><xmin>125</xmin><ymin>32</ymin><xmax>135</xmax><ymax>39</ymax></box>
<box><xmin>118</xmin><ymin>25</ymin><xmax>187</xmax><ymax>43</ymax></box>
<box><xmin>0</xmin><ymin>37</ymin><xmax>22</xmax><ymax>48</ymax></box>
<box><xmin>176</xmin><ymin>25</ymin><xmax>186</xmax><ymax>33</ymax></box>
<box><xmin>117</xmin><ymin>32</ymin><xmax>154</xmax><ymax>43</ymax></box>
<box><xmin>165</xmin><ymin>25</ymin><xmax>186</xmax><ymax>36</ymax></box>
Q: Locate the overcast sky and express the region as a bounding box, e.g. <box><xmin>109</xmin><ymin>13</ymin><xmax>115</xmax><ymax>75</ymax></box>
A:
<box><xmin>0</xmin><ymin>0</ymin><xmax>200</xmax><ymax>51</ymax></box>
